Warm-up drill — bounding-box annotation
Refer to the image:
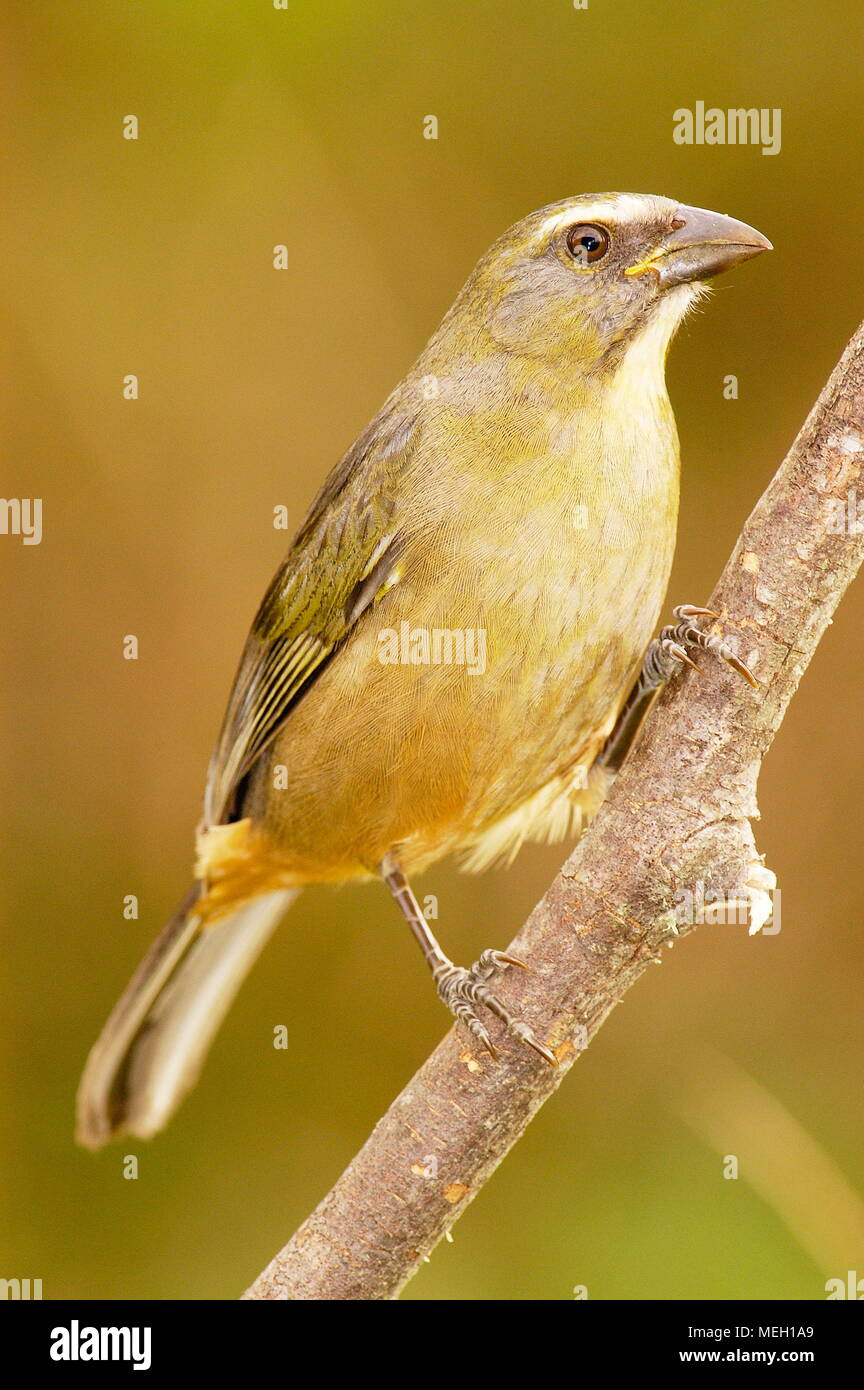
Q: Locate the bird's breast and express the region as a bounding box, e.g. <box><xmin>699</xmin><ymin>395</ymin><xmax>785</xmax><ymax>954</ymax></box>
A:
<box><xmin>246</xmin><ymin>378</ymin><xmax>681</xmax><ymax>879</ymax></box>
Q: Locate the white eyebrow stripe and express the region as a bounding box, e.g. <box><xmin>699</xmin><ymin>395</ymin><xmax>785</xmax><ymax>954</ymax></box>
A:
<box><xmin>536</xmin><ymin>194</ymin><xmax>649</xmax><ymax>239</ymax></box>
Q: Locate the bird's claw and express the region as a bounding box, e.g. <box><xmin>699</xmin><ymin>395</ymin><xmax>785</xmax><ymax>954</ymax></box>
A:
<box><xmin>662</xmin><ymin>639</ymin><xmax>700</xmax><ymax>673</ymax></box>
<box><xmin>659</xmin><ymin>605</ymin><xmax>759</xmax><ymax>687</ymax></box>
<box><xmin>673</xmin><ymin>604</ymin><xmax>718</xmax><ymax>621</ymax></box>
<box><xmin>434</xmin><ymin>952</ymin><xmax>557</xmax><ymax>1066</ymax></box>
<box><xmin>475</xmin><ymin>948</ymin><xmax>531</xmax><ymax>976</ymax></box>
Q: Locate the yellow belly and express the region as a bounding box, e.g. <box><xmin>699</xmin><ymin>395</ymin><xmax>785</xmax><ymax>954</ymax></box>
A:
<box><xmin>197</xmin><ymin>351</ymin><xmax>681</xmax><ymax>911</ymax></box>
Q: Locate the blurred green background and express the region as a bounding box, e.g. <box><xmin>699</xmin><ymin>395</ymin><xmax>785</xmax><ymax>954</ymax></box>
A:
<box><xmin>3</xmin><ymin>0</ymin><xmax>863</xmax><ymax>1301</ymax></box>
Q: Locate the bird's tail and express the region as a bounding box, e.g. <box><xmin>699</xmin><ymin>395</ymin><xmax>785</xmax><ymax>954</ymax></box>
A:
<box><xmin>75</xmin><ymin>885</ymin><xmax>299</xmax><ymax>1149</ymax></box>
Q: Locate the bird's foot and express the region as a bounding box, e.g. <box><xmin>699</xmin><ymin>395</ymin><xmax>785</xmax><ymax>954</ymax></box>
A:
<box><xmin>597</xmin><ymin>605</ymin><xmax>758</xmax><ymax>775</ymax></box>
<box><xmin>433</xmin><ymin>949</ymin><xmax>557</xmax><ymax>1066</ymax></box>
<box><xmin>645</xmin><ymin>605</ymin><xmax>758</xmax><ymax>688</ymax></box>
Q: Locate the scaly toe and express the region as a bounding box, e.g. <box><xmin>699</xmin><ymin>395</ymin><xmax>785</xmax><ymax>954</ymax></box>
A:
<box><xmin>436</xmin><ymin>957</ymin><xmax>555</xmax><ymax>1066</ymax></box>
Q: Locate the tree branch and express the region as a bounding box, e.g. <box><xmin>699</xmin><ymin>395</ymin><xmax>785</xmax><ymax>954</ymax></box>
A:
<box><xmin>243</xmin><ymin>320</ymin><xmax>864</xmax><ymax>1301</ymax></box>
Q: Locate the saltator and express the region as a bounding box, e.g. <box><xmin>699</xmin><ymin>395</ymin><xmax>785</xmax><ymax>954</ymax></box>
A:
<box><xmin>77</xmin><ymin>193</ymin><xmax>769</xmax><ymax>1147</ymax></box>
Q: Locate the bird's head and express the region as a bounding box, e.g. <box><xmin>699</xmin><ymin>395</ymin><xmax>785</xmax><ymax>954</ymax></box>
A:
<box><xmin>453</xmin><ymin>192</ymin><xmax>771</xmax><ymax>369</ymax></box>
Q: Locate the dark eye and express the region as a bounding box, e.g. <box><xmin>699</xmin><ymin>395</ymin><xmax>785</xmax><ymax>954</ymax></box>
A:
<box><xmin>565</xmin><ymin>223</ymin><xmax>611</xmax><ymax>264</ymax></box>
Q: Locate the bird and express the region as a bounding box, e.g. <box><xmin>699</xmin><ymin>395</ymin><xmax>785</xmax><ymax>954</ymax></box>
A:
<box><xmin>76</xmin><ymin>192</ymin><xmax>771</xmax><ymax>1148</ymax></box>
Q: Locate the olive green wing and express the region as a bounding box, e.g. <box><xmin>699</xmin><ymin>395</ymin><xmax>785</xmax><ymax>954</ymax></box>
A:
<box><xmin>204</xmin><ymin>408</ymin><xmax>416</xmax><ymax>825</ymax></box>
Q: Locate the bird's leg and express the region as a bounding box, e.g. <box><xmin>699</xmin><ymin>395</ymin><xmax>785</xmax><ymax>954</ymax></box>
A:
<box><xmin>597</xmin><ymin>605</ymin><xmax>758</xmax><ymax>774</ymax></box>
<box><xmin>379</xmin><ymin>852</ymin><xmax>557</xmax><ymax>1066</ymax></box>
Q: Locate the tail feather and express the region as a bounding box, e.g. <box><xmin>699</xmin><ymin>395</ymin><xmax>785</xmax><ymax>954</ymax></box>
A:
<box><xmin>75</xmin><ymin>887</ymin><xmax>298</xmax><ymax>1148</ymax></box>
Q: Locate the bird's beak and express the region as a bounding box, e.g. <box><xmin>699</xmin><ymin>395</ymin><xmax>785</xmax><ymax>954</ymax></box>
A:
<box><xmin>626</xmin><ymin>205</ymin><xmax>772</xmax><ymax>288</ymax></box>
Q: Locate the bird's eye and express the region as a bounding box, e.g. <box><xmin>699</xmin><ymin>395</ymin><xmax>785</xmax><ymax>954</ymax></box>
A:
<box><xmin>565</xmin><ymin>223</ymin><xmax>611</xmax><ymax>265</ymax></box>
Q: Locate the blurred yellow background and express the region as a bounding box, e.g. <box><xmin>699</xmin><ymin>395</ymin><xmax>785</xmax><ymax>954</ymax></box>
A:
<box><xmin>3</xmin><ymin>0</ymin><xmax>863</xmax><ymax>1300</ymax></box>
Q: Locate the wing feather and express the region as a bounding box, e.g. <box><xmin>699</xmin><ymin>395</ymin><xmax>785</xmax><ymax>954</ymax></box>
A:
<box><xmin>203</xmin><ymin>406</ymin><xmax>416</xmax><ymax>824</ymax></box>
